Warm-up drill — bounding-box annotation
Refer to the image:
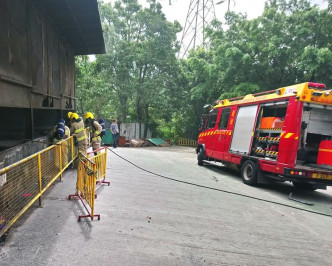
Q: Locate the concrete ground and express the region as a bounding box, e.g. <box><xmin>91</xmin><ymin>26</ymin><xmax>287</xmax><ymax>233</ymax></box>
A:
<box><xmin>1</xmin><ymin>146</ymin><xmax>332</xmax><ymax>265</ymax></box>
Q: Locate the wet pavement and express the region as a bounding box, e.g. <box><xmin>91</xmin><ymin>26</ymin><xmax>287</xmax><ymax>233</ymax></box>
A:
<box><xmin>1</xmin><ymin>146</ymin><xmax>332</xmax><ymax>265</ymax></box>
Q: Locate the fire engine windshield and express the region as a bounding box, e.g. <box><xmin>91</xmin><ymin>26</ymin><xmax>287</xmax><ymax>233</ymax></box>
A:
<box><xmin>199</xmin><ymin>109</ymin><xmax>218</xmax><ymax>131</ymax></box>
<box><xmin>206</xmin><ymin>109</ymin><xmax>218</xmax><ymax>129</ymax></box>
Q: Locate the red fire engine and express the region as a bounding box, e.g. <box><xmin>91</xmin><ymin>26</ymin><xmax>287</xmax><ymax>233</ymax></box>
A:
<box><xmin>197</xmin><ymin>82</ymin><xmax>332</xmax><ymax>190</ymax></box>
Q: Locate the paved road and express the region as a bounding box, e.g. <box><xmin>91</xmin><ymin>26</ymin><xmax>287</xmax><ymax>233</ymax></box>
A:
<box><xmin>1</xmin><ymin>146</ymin><xmax>332</xmax><ymax>265</ymax></box>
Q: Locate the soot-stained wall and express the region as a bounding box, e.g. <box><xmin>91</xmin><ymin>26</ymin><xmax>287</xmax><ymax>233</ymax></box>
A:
<box><xmin>0</xmin><ymin>0</ymin><xmax>75</xmax><ymax>142</ymax></box>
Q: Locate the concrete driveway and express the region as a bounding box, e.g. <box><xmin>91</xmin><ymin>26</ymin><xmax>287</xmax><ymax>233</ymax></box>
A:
<box><xmin>1</xmin><ymin>146</ymin><xmax>332</xmax><ymax>265</ymax></box>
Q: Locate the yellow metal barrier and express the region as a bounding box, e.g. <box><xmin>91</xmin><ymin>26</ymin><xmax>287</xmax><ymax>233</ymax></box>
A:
<box><xmin>0</xmin><ymin>137</ymin><xmax>77</xmax><ymax>237</ymax></box>
<box><xmin>88</xmin><ymin>147</ymin><xmax>109</xmax><ymax>186</ymax></box>
<box><xmin>68</xmin><ymin>153</ymin><xmax>100</xmax><ymax>221</ymax></box>
<box><xmin>68</xmin><ymin>147</ymin><xmax>109</xmax><ymax>221</ymax></box>
<box><xmin>178</xmin><ymin>137</ymin><xmax>198</xmax><ymax>147</ymax></box>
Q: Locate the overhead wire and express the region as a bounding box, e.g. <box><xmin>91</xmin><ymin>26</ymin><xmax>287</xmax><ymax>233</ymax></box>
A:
<box><xmin>107</xmin><ymin>147</ymin><xmax>332</xmax><ymax>218</ymax></box>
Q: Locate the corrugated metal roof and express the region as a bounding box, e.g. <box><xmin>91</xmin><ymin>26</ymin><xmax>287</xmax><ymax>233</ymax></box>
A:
<box><xmin>34</xmin><ymin>0</ymin><xmax>105</xmax><ymax>55</ymax></box>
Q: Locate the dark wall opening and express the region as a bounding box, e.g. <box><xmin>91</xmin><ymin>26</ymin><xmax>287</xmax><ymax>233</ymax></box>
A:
<box><xmin>0</xmin><ymin>107</ymin><xmax>74</xmax><ymax>151</ymax></box>
<box><xmin>33</xmin><ymin>109</ymin><xmax>61</xmax><ymax>138</ymax></box>
<box><xmin>0</xmin><ymin>107</ymin><xmax>31</xmax><ymax>151</ymax></box>
<box><xmin>0</xmin><ymin>107</ymin><xmax>32</xmax><ymax>140</ymax></box>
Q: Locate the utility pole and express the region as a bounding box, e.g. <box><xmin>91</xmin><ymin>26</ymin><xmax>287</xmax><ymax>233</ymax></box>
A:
<box><xmin>216</xmin><ymin>0</ymin><xmax>231</xmax><ymax>11</ymax></box>
<box><xmin>178</xmin><ymin>0</ymin><xmax>216</xmax><ymax>58</ymax></box>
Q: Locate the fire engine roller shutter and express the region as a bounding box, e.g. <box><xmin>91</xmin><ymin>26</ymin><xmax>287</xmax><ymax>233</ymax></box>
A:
<box><xmin>230</xmin><ymin>105</ymin><xmax>258</xmax><ymax>154</ymax></box>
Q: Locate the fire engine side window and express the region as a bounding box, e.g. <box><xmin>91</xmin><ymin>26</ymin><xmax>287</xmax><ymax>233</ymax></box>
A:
<box><xmin>207</xmin><ymin>109</ymin><xmax>218</xmax><ymax>129</ymax></box>
<box><xmin>219</xmin><ymin>108</ymin><xmax>231</xmax><ymax>129</ymax></box>
<box><xmin>199</xmin><ymin>114</ymin><xmax>209</xmax><ymax>130</ymax></box>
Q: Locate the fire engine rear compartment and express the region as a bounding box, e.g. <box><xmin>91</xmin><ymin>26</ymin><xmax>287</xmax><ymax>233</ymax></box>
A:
<box><xmin>250</xmin><ymin>101</ymin><xmax>288</xmax><ymax>160</ymax></box>
<box><xmin>298</xmin><ymin>104</ymin><xmax>332</xmax><ymax>167</ymax></box>
<box><xmin>233</xmin><ymin>100</ymin><xmax>332</xmax><ymax>187</ymax></box>
<box><xmin>249</xmin><ymin>101</ymin><xmax>332</xmax><ymax>167</ymax></box>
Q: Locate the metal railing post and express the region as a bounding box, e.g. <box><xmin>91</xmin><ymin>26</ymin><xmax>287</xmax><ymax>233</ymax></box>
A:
<box><xmin>59</xmin><ymin>144</ymin><xmax>63</xmax><ymax>181</ymax></box>
<box><xmin>71</xmin><ymin>137</ymin><xmax>74</xmax><ymax>162</ymax></box>
<box><xmin>38</xmin><ymin>154</ymin><xmax>43</xmax><ymax>207</ymax></box>
<box><xmin>91</xmin><ymin>163</ymin><xmax>97</xmax><ymax>217</ymax></box>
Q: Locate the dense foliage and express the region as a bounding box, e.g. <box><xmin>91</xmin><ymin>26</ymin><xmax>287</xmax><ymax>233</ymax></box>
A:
<box><xmin>76</xmin><ymin>0</ymin><xmax>332</xmax><ymax>142</ymax></box>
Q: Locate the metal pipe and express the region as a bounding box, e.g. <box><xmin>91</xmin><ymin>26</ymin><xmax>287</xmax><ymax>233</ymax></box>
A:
<box><xmin>79</xmin><ymin>152</ymin><xmax>96</xmax><ymax>165</ymax></box>
<box><xmin>0</xmin><ymin>75</ymin><xmax>33</xmax><ymax>88</ymax></box>
<box><xmin>31</xmin><ymin>90</ymin><xmax>62</xmax><ymax>100</ymax></box>
<box><xmin>61</xmin><ymin>94</ymin><xmax>77</xmax><ymax>100</ymax></box>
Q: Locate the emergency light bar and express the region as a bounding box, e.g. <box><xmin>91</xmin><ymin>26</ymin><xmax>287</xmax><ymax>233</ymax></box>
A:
<box><xmin>214</xmin><ymin>82</ymin><xmax>330</xmax><ymax>108</ymax></box>
<box><xmin>307</xmin><ymin>82</ymin><xmax>326</xmax><ymax>89</ymax></box>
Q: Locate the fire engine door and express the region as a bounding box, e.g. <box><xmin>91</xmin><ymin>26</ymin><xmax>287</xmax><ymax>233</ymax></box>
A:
<box><xmin>204</xmin><ymin>109</ymin><xmax>219</xmax><ymax>157</ymax></box>
<box><xmin>213</xmin><ymin>107</ymin><xmax>231</xmax><ymax>160</ymax></box>
<box><xmin>230</xmin><ymin>105</ymin><xmax>259</xmax><ymax>154</ymax></box>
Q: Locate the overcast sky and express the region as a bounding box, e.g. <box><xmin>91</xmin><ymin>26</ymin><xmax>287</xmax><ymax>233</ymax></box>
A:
<box><xmin>103</xmin><ymin>0</ymin><xmax>328</xmax><ymax>27</ymax></box>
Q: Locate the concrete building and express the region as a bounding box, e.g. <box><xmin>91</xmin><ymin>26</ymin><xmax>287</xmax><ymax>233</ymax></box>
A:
<box><xmin>0</xmin><ymin>0</ymin><xmax>105</xmax><ymax>151</ymax></box>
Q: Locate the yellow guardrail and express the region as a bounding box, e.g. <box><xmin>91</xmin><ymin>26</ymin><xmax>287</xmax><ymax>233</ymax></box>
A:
<box><xmin>69</xmin><ymin>147</ymin><xmax>108</xmax><ymax>221</ymax></box>
<box><xmin>69</xmin><ymin>154</ymin><xmax>99</xmax><ymax>222</ymax></box>
<box><xmin>0</xmin><ymin>137</ymin><xmax>77</xmax><ymax>237</ymax></box>
<box><xmin>178</xmin><ymin>137</ymin><xmax>198</xmax><ymax>147</ymax></box>
<box><xmin>88</xmin><ymin>147</ymin><xmax>109</xmax><ymax>186</ymax></box>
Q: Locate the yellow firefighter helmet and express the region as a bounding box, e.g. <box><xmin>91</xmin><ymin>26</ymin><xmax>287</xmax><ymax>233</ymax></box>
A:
<box><xmin>84</xmin><ymin>112</ymin><xmax>94</xmax><ymax>119</ymax></box>
<box><xmin>70</xmin><ymin>113</ymin><xmax>79</xmax><ymax>120</ymax></box>
<box><xmin>67</xmin><ymin>112</ymin><xmax>72</xmax><ymax>119</ymax></box>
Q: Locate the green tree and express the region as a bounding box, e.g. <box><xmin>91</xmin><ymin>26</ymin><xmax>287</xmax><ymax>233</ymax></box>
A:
<box><xmin>187</xmin><ymin>0</ymin><xmax>332</xmax><ymax>105</ymax></box>
<box><xmin>76</xmin><ymin>0</ymin><xmax>332</xmax><ymax>142</ymax></box>
<box><xmin>97</xmin><ymin>0</ymin><xmax>181</xmax><ymax>123</ymax></box>
<box><xmin>177</xmin><ymin>0</ymin><xmax>332</xmax><ymax>140</ymax></box>
<box><xmin>75</xmin><ymin>56</ymin><xmax>116</xmax><ymax>119</ymax></box>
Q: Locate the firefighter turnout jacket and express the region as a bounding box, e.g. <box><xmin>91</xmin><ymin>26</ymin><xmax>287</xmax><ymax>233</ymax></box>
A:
<box><xmin>89</xmin><ymin>119</ymin><xmax>102</xmax><ymax>151</ymax></box>
<box><xmin>70</xmin><ymin>118</ymin><xmax>87</xmax><ymax>154</ymax></box>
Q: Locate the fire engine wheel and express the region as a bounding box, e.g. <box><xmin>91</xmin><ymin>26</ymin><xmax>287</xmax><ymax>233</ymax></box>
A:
<box><xmin>241</xmin><ymin>160</ymin><xmax>258</xmax><ymax>186</ymax></box>
<box><xmin>197</xmin><ymin>147</ymin><xmax>205</xmax><ymax>166</ymax></box>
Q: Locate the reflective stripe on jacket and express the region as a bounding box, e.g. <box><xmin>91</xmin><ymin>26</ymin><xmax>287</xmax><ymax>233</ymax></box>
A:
<box><xmin>75</xmin><ymin>127</ymin><xmax>85</xmax><ymax>134</ymax></box>
<box><xmin>70</xmin><ymin>119</ymin><xmax>87</xmax><ymax>144</ymax></box>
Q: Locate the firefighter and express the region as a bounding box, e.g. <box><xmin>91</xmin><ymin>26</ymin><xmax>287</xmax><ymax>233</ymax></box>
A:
<box><xmin>98</xmin><ymin>118</ymin><xmax>106</xmax><ymax>139</ymax></box>
<box><xmin>52</xmin><ymin>119</ymin><xmax>70</xmax><ymax>169</ymax></box>
<box><xmin>67</xmin><ymin>112</ymin><xmax>73</xmax><ymax>126</ymax></box>
<box><xmin>84</xmin><ymin>112</ymin><xmax>102</xmax><ymax>154</ymax></box>
<box><xmin>59</xmin><ymin>119</ymin><xmax>70</xmax><ymax>139</ymax></box>
<box><xmin>52</xmin><ymin>119</ymin><xmax>70</xmax><ymax>143</ymax></box>
<box><xmin>58</xmin><ymin>119</ymin><xmax>70</xmax><ymax>166</ymax></box>
<box><xmin>52</xmin><ymin>123</ymin><xmax>64</xmax><ymax>144</ymax></box>
<box><xmin>70</xmin><ymin>113</ymin><xmax>88</xmax><ymax>155</ymax></box>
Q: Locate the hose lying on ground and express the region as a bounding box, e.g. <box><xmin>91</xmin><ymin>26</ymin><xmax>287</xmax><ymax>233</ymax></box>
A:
<box><xmin>107</xmin><ymin>147</ymin><xmax>332</xmax><ymax>218</ymax></box>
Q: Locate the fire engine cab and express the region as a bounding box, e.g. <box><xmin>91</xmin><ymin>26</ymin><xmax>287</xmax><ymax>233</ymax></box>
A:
<box><xmin>197</xmin><ymin>82</ymin><xmax>332</xmax><ymax>190</ymax></box>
